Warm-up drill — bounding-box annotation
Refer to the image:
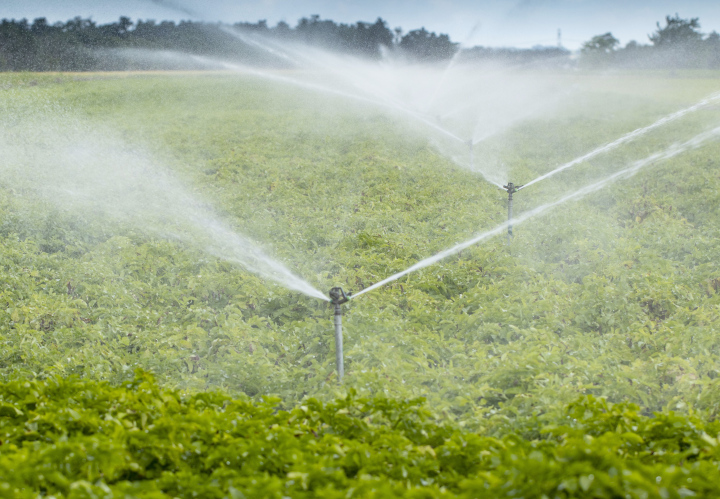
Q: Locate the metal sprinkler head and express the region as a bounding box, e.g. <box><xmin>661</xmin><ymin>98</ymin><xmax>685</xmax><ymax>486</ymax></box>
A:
<box><xmin>502</xmin><ymin>182</ymin><xmax>524</xmax><ymax>195</ymax></box>
<box><xmin>329</xmin><ymin>287</ymin><xmax>350</xmax><ymax>305</ymax></box>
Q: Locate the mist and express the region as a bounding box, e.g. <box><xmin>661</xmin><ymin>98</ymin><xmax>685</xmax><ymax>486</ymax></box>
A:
<box><xmin>101</xmin><ymin>35</ymin><xmax>573</xmax><ymax>189</ymax></box>
<box><xmin>0</xmin><ymin>108</ymin><xmax>328</xmax><ymax>301</ymax></box>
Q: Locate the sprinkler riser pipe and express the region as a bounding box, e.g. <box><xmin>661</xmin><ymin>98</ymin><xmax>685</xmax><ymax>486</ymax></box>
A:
<box><xmin>468</xmin><ymin>140</ymin><xmax>474</xmax><ymax>170</ymax></box>
<box><xmin>334</xmin><ymin>303</ymin><xmax>344</xmax><ymax>382</ymax></box>
<box><xmin>508</xmin><ymin>192</ymin><xmax>513</xmax><ymax>241</ymax></box>
<box><xmin>502</xmin><ymin>182</ymin><xmax>523</xmax><ymax>243</ymax></box>
<box><xmin>328</xmin><ymin>287</ymin><xmax>349</xmax><ymax>383</ymax></box>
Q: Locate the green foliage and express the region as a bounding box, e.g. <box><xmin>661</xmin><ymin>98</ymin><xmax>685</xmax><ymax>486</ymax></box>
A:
<box><xmin>580</xmin><ymin>14</ymin><xmax>719</xmax><ymax>69</ymax></box>
<box><xmin>650</xmin><ymin>15</ymin><xmax>703</xmax><ymax>48</ymax></box>
<box><xmin>1</xmin><ymin>72</ymin><xmax>720</xmax><ymax>413</ymax></box>
<box><xmin>0</xmin><ymin>15</ymin><xmax>441</xmax><ymax>71</ymax></box>
<box><xmin>0</xmin><ymin>372</ymin><xmax>719</xmax><ymax>498</ymax></box>
<box><xmin>398</xmin><ymin>28</ymin><xmax>458</xmax><ymax>61</ymax></box>
<box><xmin>580</xmin><ymin>33</ymin><xmax>620</xmax><ymax>68</ymax></box>
<box><xmin>582</xmin><ymin>33</ymin><xmax>620</xmax><ymax>55</ymax></box>
<box><xmin>2</xmin><ymin>71</ymin><xmax>720</xmax><ymax>495</ymax></box>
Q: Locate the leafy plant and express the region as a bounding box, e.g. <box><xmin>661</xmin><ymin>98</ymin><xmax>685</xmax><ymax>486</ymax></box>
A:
<box><xmin>2</xmin><ymin>70</ymin><xmax>720</xmax><ymax>496</ymax></box>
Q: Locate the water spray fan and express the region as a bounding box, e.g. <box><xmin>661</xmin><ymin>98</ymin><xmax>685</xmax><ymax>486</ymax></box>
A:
<box><xmin>467</xmin><ymin>140</ymin><xmax>474</xmax><ymax>170</ymax></box>
<box><xmin>329</xmin><ymin>287</ymin><xmax>350</xmax><ymax>382</ymax></box>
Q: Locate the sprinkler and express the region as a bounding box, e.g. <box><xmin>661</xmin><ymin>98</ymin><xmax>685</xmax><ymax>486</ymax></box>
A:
<box><xmin>502</xmin><ymin>182</ymin><xmax>524</xmax><ymax>242</ymax></box>
<box><xmin>467</xmin><ymin>140</ymin><xmax>474</xmax><ymax>170</ymax></box>
<box><xmin>329</xmin><ymin>287</ymin><xmax>350</xmax><ymax>382</ymax></box>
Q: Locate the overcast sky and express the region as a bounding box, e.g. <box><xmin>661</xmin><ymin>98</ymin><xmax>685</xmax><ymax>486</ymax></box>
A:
<box><xmin>4</xmin><ymin>0</ymin><xmax>720</xmax><ymax>50</ymax></box>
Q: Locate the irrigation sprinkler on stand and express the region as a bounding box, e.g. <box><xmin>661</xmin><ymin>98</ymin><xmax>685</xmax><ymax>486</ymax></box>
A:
<box><xmin>329</xmin><ymin>287</ymin><xmax>350</xmax><ymax>382</ymax></box>
<box><xmin>502</xmin><ymin>182</ymin><xmax>524</xmax><ymax>242</ymax></box>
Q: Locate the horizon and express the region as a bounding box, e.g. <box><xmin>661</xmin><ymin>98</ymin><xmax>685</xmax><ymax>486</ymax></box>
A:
<box><xmin>3</xmin><ymin>1</ymin><xmax>720</xmax><ymax>51</ymax></box>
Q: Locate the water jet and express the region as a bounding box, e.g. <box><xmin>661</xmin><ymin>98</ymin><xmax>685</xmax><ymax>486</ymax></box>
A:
<box><xmin>521</xmin><ymin>91</ymin><xmax>720</xmax><ymax>190</ymax></box>
<box><xmin>351</xmin><ymin>127</ymin><xmax>720</xmax><ymax>299</ymax></box>
<box><xmin>329</xmin><ymin>287</ymin><xmax>350</xmax><ymax>382</ymax></box>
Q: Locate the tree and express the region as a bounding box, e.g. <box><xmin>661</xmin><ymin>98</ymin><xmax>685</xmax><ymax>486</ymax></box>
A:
<box><xmin>581</xmin><ymin>32</ymin><xmax>619</xmax><ymax>54</ymax></box>
<box><xmin>0</xmin><ymin>14</ymin><xmax>456</xmax><ymax>70</ymax></box>
<box><xmin>649</xmin><ymin>14</ymin><xmax>702</xmax><ymax>47</ymax></box>
<box><xmin>366</xmin><ymin>18</ymin><xmax>393</xmax><ymax>50</ymax></box>
<box><xmin>394</xmin><ymin>27</ymin><xmax>402</xmax><ymax>45</ymax></box>
<box><xmin>273</xmin><ymin>20</ymin><xmax>291</xmax><ymax>40</ymax></box>
<box><xmin>579</xmin><ymin>32</ymin><xmax>619</xmax><ymax>67</ymax></box>
<box><xmin>31</xmin><ymin>17</ymin><xmax>51</xmax><ymax>34</ymax></box>
<box><xmin>704</xmin><ymin>31</ymin><xmax>720</xmax><ymax>68</ymax></box>
<box><xmin>399</xmin><ymin>27</ymin><xmax>457</xmax><ymax>61</ymax></box>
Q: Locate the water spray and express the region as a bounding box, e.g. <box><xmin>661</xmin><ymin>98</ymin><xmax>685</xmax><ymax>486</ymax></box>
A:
<box><xmin>329</xmin><ymin>287</ymin><xmax>350</xmax><ymax>382</ymax></box>
<box><xmin>521</xmin><ymin>91</ymin><xmax>720</xmax><ymax>190</ymax></box>
<box><xmin>350</xmin><ymin>126</ymin><xmax>720</xmax><ymax>300</ymax></box>
<box><xmin>502</xmin><ymin>182</ymin><xmax>524</xmax><ymax>241</ymax></box>
<box><xmin>467</xmin><ymin>140</ymin><xmax>474</xmax><ymax>170</ymax></box>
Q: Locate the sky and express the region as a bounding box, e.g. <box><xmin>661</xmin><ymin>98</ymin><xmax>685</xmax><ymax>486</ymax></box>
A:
<box><xmin>3</xmin><ymin>0</ymin><xmax>720</xmax><ymax>50</ymax></box>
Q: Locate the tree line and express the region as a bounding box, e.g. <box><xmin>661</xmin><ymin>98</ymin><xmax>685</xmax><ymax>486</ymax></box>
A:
<box><xmin>581</xmin><ymin>14</ymin><xmax>720</xmax><ymax>69</ymax></box>
<box><xmin>2</xmin><ymin>13</ymin><xmax>716</xmax><ymax>72</ymax></box>
<box><xmin>0</xmin><ymin>15</ymin><xmax>460</xmax><ymax>71</ymax></box>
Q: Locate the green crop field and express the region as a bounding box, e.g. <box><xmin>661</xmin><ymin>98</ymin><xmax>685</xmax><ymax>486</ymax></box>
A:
<box><xmin>1</xmin><ymin>70</ymin><xmax>720</xmax><ymax>497</ymax></box>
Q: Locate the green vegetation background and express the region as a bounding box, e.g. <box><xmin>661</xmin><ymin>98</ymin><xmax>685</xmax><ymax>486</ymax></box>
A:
<box><xmin>1</xmin><ymin>71</ymin><xmax>720</xmax><ymax>497</ymax></box>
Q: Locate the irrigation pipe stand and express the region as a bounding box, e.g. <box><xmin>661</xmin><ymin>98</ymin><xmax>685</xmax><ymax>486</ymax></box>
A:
<box><xmin>329</xmin><ymin>287</ymin><xmax>350</xmax><ymax>382</ymax></box>
<box><xmin>502</xmin><ymin>182</ymin><xmax>524</xmax><ymax>243</ymax></box>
